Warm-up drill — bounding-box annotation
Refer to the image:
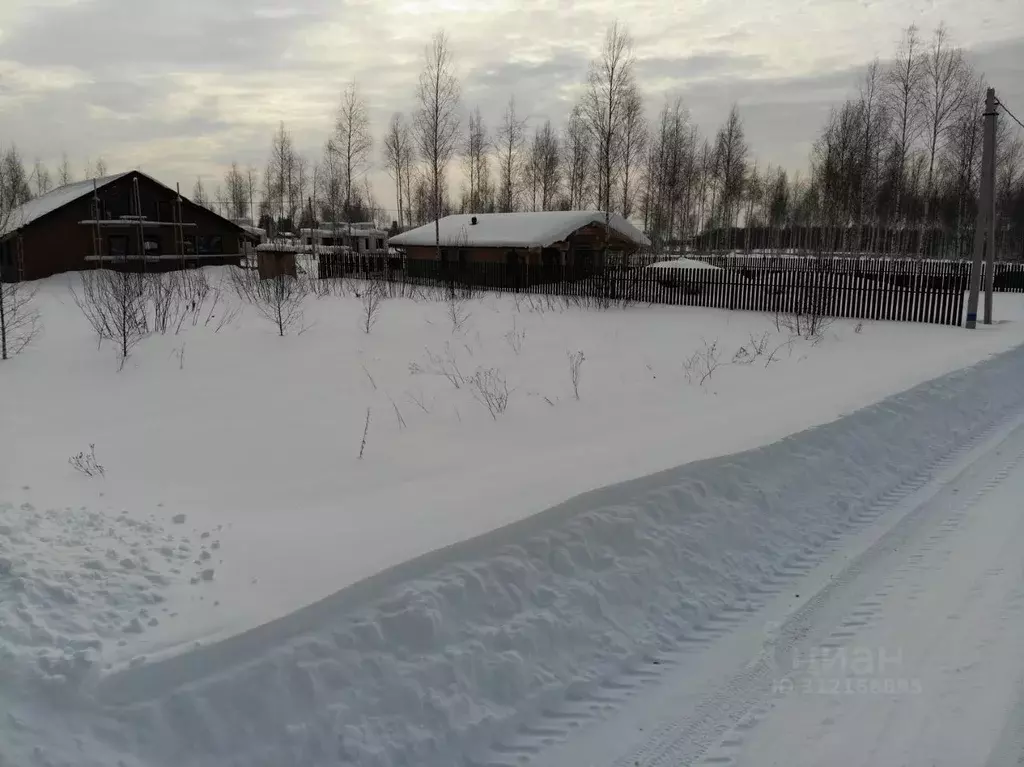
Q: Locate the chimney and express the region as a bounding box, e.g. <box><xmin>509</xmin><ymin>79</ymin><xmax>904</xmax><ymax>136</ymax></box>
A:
<box><xmin>470</xmin><ymin>216</ymin><xmax>478</xmax><ymax>225</ymax></box>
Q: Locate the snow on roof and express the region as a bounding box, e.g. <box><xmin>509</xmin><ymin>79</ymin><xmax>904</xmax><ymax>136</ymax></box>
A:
<box><xmin>388</xmin><ymin>211</ymin><xmax>651</xmax><ymax>249</ymax></box>
<box><xmin>1</xmin><ymin>173</ymin><xmax>130</xmax><ymax>237</ymax></box>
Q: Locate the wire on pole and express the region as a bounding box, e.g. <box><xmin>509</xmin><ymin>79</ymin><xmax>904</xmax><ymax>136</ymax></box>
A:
<box><xmin>997</xmin><ymin>98</ymin><xmax>1024</xmax><ymax>131</ymax></box>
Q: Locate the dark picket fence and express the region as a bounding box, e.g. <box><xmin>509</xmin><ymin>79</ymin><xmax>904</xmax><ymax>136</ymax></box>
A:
<box><xmin>314</xmin><ymin>252</ymin><xmax>988</xmax><ymax>326</ymax></box>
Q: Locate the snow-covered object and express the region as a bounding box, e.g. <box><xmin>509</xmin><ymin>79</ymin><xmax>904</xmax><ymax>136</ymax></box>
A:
<box><xmin>646</xmin><ymin>256</ymin><xmax>720</xmax><ymax>271</ymax></box>
<box><xmin>0</xmin><ymin>173</ymin><xmax>129</xmax><ymax>236</ymax></box>
<box><xmin>389</xmin><ymin>211</ymin><xmax>651</xmax><ymax>249</ymax></box>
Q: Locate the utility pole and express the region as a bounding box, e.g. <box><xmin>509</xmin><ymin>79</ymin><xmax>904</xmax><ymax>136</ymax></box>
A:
<box><xmin>966</xmin><ymin>88</ymin><xmax>998</xmax><ymax>329</ymax></box>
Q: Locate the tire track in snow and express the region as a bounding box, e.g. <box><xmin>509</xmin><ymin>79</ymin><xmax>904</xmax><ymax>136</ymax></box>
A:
<box><xmin>510</xmin><ymin>412</ymin><xmax>1024</xmax><ymax>767</ymax></box>
<box><xmin>694</xmin><ymin>443</ymin><xmax>1024</xmax><ymax>766</ymax></box>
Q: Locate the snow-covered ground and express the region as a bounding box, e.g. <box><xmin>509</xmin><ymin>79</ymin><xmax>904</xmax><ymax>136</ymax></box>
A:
<box><xmin>4</xmin><ymin>268</ymin><xmax>1024</xmax><ymax>765</ymax></box>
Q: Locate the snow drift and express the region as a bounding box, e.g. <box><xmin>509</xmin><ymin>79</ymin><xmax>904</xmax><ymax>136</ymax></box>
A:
<box><xmin>17</xmin><ymin>343</ymin><xmax>1017</xmax><ymax>767</ymax></box>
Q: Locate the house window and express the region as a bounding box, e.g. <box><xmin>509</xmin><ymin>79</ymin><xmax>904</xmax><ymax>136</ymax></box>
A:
<box><xmin>144</xmin><ymin>235</ymin><xmax>161</xmax><ymax>255</ymax></box>
<box><xmin>363</xmin><ymin>238</ymin><xmax>369</xmax><ymax>251</ymax></box>
<box><xmin>108</xmin><ymin>234</ymin><xmax>129</xmax><ymax>256</ymax></box>
<box><xmin>197</xmin><ymin>235</ymin><xmax>224</xmax><ymax>255</ymax></box>
<box><xmin>376</xmin><ymin>238</ymin><xmax>384</xmax><ymax>250</ymax></box>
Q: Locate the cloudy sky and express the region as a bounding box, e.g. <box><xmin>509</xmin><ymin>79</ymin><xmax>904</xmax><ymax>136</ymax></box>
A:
<box><xmin>1</xmin><ymin>0</ymin><xmax>1022</xmax><ymax>218</ymax></box>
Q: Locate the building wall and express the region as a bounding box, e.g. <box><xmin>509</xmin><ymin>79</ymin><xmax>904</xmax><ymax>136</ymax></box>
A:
<box><xmin>9</xmin><ymin>173</ymin><xmax>244</xmax><ymax>281</ymax></box>
<box><xmin>404</xmin><ymin>245</ymin><xmax>543</xmax><ymax>265</ymax></box>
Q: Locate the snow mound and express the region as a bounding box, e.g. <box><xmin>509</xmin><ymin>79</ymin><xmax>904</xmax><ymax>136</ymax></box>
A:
<box><xmin>0</xmin><ymin>503</ymin><xmax>214</xmax><ymax>689</ymax></box>
<box><xmin>80</xmin><ymin>345</ymin><xmax>1024</xmax><ymax>767</ymax></box>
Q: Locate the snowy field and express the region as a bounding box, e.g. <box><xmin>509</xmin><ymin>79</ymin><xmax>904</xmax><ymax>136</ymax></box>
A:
<box><xmin>2</xmin><ymin>268</ymin><xmax>1022</xmax><ymax>660</ymax></box>
<box><xmin>4</xmin><ymin>268</ymin><xmax>1024</xmax><ymax>765</ymax></box>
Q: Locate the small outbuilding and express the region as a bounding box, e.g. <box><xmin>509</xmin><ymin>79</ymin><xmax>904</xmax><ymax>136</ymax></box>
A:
<box><xmin>388</xmin><ymin>211</ymin><xmax>650</xmax><ymax>276</ymax></box>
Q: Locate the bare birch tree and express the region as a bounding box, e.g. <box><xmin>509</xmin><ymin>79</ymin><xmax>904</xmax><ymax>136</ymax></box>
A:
<box><xmin>711</xmin><ymin>105</ymin><xmax>749</xmax><ymax>240</ymax></box>
<box><xmin>563</xmin><ymin>104</ymin><xmax>592</xmax><ymax>209</ymax></box>
<box><xmin>384</xmin><ymin>112</ymin><xmax>413</xmax><ymax>227</ymax></box>
<box><xmin>919</xmin><ymin>23</ymin><xmax>969</xmax><ymax>250</ymax></box>
<box><xmin>884</xmin><ymin>24</ymin><xmax>925</xmax><ymax>230</ymax></box>
<box><xmin>414</xmin><ymin>30</ymin><xmax>461</xmax><ymax>261</ymax></box>
<box><xmin>57</xmin><ymin>153</ymin><xmax>73</xmax><ymax>187</ymax></box>
<box><xmin>1</xmin><ymin>148</ymin><xmax>32</xmax><ymax>209</ymax></box>
<box><xmin>192</xmin><ymin>177</ymin><xmax>210</xmax><ymax>209</ymax></box>
<box><xmin>245</xmin><ymin>165</ymin><xmax>259</xmax><ymax>224</ymax></box>
<box><xmin>496</xmin><ymin>96</ymin><xmax>526</xmax><ymax>212</ymax></box>
<box><xmin>583</xmin><ymin>22</ymin><xmax>637</xmax><ymax>267</ymax></box>
<box><xmin>32</xmin><ymin>160</ymin><xmax>52</xmax><ymax>196</ymax></box>
<box><xmin>532</xmin><ymin>120</ymin><xmax>561</xmax><ymax>211</ymax></box>
<box><xmin>463</xmin><ymin>107</ymin><xmax>489</xmax><ymax>214</ymax></box>
<box><xmin>269</xmin><ymin>122</ymin><xmax>296</xmax><ymax>228</ymax></box>
<box><xmin>619</xmin><ymin>85</ymin><xmax>646</xmax><ymax>218</ymax></box>
<box><xmin>0</xmin><ymin>167</ymin><xmax>40</xmax><ymax>360</ymax></box>
<box><xmin>334</xmin><ymin>82</ymin><xmax>373</xmax><ymax>224</ymax></box>
<box><xmin>225</xmin><ymin>162</ymin><xmax>249</xmax><ymax>219</ymax></box>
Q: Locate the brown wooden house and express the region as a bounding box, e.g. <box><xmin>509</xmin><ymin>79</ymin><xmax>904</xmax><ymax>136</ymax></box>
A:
<box><xmin>387</xmin><ymin>211</ymin><xmax>650</xmax><ymax>277</ymax></box>
<box><xmin>0</xmin><ymin>171</ymin><xmax>247</xmax><ymax>282</ymax></box>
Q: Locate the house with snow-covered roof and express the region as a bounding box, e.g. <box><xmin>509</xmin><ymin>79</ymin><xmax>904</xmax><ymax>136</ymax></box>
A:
<box><xmin>388</xmin><ymin>211</ymin><xmax>650</xmax><ymax>274</ymax></box>
<box><xmin>0</xmin><ymin>171</ymin><xmax>248</xmax><ymax>281</ymax></box>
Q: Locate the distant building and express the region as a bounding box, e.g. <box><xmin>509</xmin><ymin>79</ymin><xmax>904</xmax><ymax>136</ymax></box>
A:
<box><xmin>299</xmin><ymin>222</ymin><xmax>387</xmax><ymax>256</ymax></box>
<box><xmin>387</xmin><ymin>211</ymin><xmax>650</xmax><ymax>272</ymax></box>
<box><xmin>0</xmin><ymin>171</ymin><xmax>248</xmax><ymax>281</ymax></box>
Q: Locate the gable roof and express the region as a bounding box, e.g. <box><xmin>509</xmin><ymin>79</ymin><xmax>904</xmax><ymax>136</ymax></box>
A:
<box><xmin>1</xmin><ymin>170</ymin><xmax>246</xmax><ymax>238</ymax></box>
<box><xmin>1</xmin><ymin>172</ymin><xmax>131</xmax><ymax>237</ymax></box>
<box><xmin>388</xmin><ymin>211</ymin><xmax>650</xmax><ymax>249</ymax></box>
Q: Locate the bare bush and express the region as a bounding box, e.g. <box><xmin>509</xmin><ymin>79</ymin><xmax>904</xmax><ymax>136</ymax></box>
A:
<box><xmin>358</xmin><ymin>408</ymin><xmax>371</xmax><ymax>459</ymax></box>
<box><xmin>468</xmin><ymin>367</ymin><xmax>510</xmax><ymax>420</ymax></box>
<box><xmin>567</xmin><ymin>349</ymin><xmax>585</xmax><ymax>399</ymax></box>
<box><xmin>774</xmin><ymin>280</ymin><xmax>834</xmax><ymax>343</ymax></box>
<box><xmin>69</xmin><ymin>444</ymin><xmax>104</xmax><ymax>477</ymax></box>
<box><xmin>390</xmin><ymin>397</ymin><xmax>407</xmax><ymax>430</ymax></box>
<box><xmin>683</xmin><ymin>338</ymin><xmax>722</xmax><ymax>385</ymax></box>
<box><xmin>229</xmin><ymin>267</ymin><xmax>307</xmax><ymax>336</ymax></box>
<box><xmin>446</xmin><ymin>293</ymin><xmax>471</xmax><ymax>333</ymax></box>
<box><xmin>359</xmin><ymin>279</ymin><xmax>385</xmax><ymax>334</ymax></box>
<box><xmin>149</xmin><ymin>272</ymin><xmax>182</xmax><ymax>335</ymax></box>
<box><xmin>503</xmin><ymin>318</ymin><xmax>526</xmax><ymax>354</ymax></box>
<box><xmin>0</xmin><ymin>281</ymin><xmax>41</xmax><ymax>360</ymax></box>
<box><xmin>731</xmin><ymin>331</ymin><xmax>771</xmax><ymax>365</ymax></box>
<box><xmin>411</xmin><ymin>343</ymin><xmax>466</xmax><ymax>389</ymax></box>
<box><xmin>71</xmin><ymin>269</ymin><xmax>150</xmax><ymax>369</ymax></box>
<box><xmin>764</xmin><ymin>337</ymin><xmax>796</xmax><ymax>368</ymax></box>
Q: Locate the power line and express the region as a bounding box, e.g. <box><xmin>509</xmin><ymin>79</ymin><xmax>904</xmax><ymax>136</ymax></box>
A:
<box><xmin>998</xmin><ymin>98</ymin><xmax>1024</xmax><ymax>132</ymax></box>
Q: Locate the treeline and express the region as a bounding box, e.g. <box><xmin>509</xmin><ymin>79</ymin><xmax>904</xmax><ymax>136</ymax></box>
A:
<box><xmin>2</xmin><ymin>22</ymin><xmax>1022</xmax><ymax>258</ymax></box>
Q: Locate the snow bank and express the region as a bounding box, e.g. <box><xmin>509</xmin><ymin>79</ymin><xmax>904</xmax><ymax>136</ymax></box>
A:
<box><xmin>68</xmin><ymin>343</ymin><xmax>1024</xmax><ymax>767</ymax></box>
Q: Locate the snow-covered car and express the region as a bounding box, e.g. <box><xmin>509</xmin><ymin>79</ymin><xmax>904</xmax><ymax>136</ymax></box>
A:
<box><xmin>644</xmin><ymin>256</ymin><xmax>721</xmax><ymax>292</ymax></box>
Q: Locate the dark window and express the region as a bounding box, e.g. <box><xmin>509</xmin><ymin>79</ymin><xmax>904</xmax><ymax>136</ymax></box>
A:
<box><xmin>0</xmin><ymin>242</ymin><xmax>13</xmax><ymax>280</ymax></box>
<box><xmin>376</xmin><ymin>238</ymin><xmax>384</xmax><ymax>250</ymax></box>
<box><xmin>108</xmin><ymin>235</ymin><xmax>129</xmax><ymax>256</ymax></box>
<box><xmin>322</xmin><ymin>237</ymin><xmax>335</xmax><ymax>247</ymax></box>
<box><xmin>197</xmin><ymin>235</ymin><xmax>224</xmax><ymax>255</ymax></box>
<box><xmin>363</xmin><ymin>238</ymin><xmax>369</xmax><ymax>251</ymax></box>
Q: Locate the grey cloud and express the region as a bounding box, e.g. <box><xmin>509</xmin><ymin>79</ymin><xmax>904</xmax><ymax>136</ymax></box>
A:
<box><xmin>0</xmin><ymin>0</ymin><xmax>336</xmax><ymax>75</ymax></box>
<box><xmin>636</xmin><ymin>52</ymin><xmax>768</xmax><ymax>81</ymax></box>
